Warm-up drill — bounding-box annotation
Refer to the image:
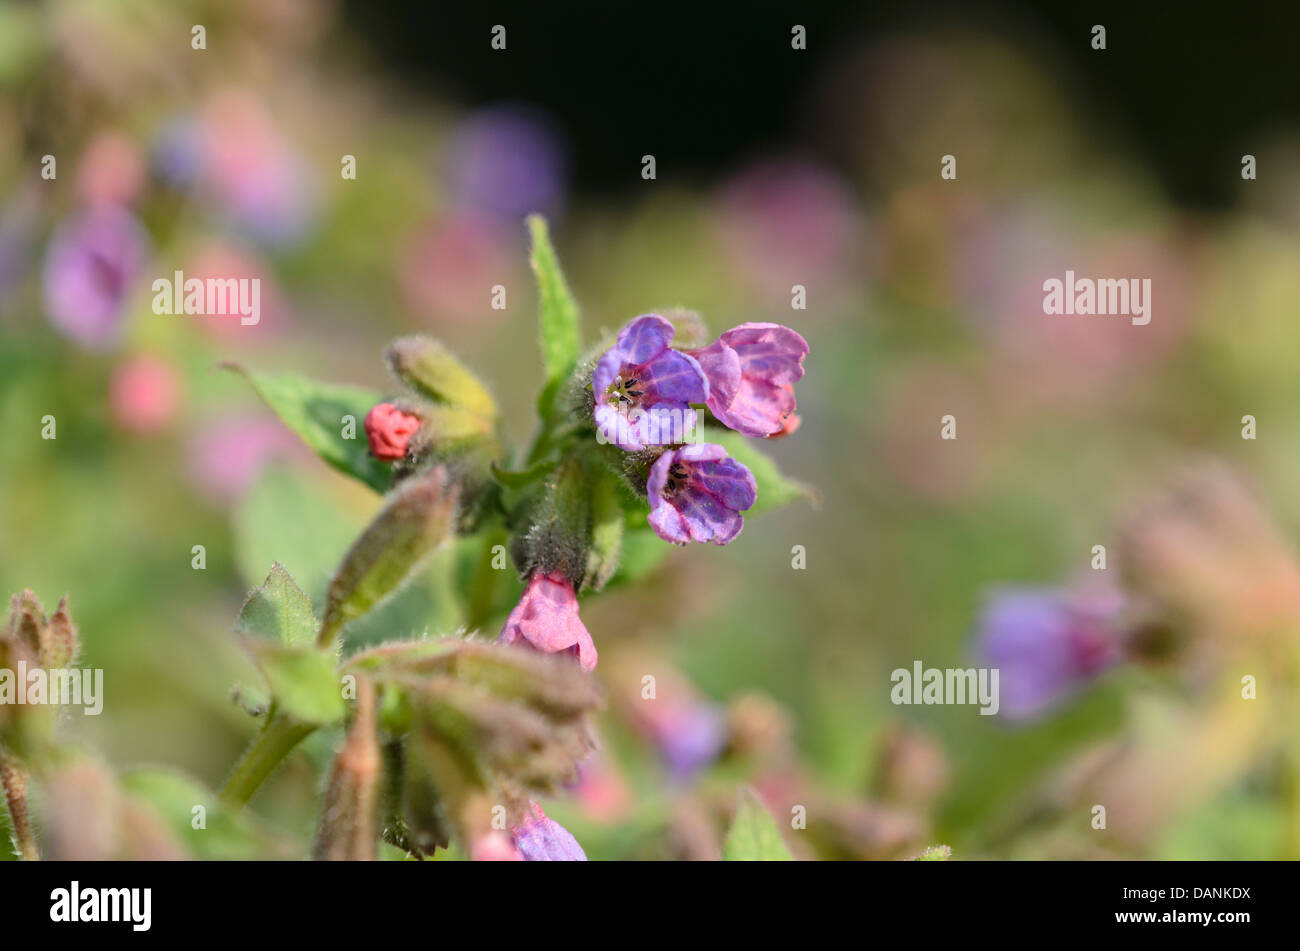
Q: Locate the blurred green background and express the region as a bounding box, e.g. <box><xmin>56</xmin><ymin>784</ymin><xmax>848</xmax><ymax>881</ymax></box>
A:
<box><xmin>3</xmin><ymin>0</ymin><xmax>1300</xmax><ymax>859</ymax></box>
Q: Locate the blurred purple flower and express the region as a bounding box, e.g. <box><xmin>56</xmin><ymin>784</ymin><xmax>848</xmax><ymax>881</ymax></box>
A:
<box><xmin>647</xmin><ymin>443</ymin><xmax>756</xmax><ymax>545</ymax></box>
<box><xmin>498</xmin><ymin>571</ymin><xmax>598</xmax><ymax>671</ymax></box>
<box><xmin>647</xmin><ymin>700</ymin><xmax>728</xmax><ymax>779</ymax></box>
<box><xmin>690</xmin><ymin>322</ymin><xmax>809</xmax><ymax>437</ymax></box>
<box><xmin>151</xmin><ymin>116</ymin><xmax>206</xmax><ymax>188</ymax></box>
<box><xmin>42</xmin><ymin>206</ymin><xmax>149</xmax><ymax>349</ymax></box>
<box><xmin>0</xmin><ymin>200</ymin><xmax>34</xmax><ymax>304</ymax></box>
<box><xmin>187</xmin><ymin>415</ymin><xmax>297</xmax><ymax>503</ymax></box>
<box><xmin>152</xmin><ymin>94</ymin><xmax>317</xmax><ymax>247</ymax></box>
<box><xmin>975</xmin><ymin>587</ymin><xmax>1126</xmax><ymax>721</ymax></box>
<box><xmin>567</xmin><ymin>747</ymin><xmax>632</xmax><ymax>822</ymax></box>
<box><xmin>510</xmin><ymin>802</ymin><xmax>587</xmax><ymax>861</ymax></box>
<box><xmin>593</xmin><ymin>314</ymin><xmax>708</xmax><ymax>451</ymax></box>
<box><xmin>446</xmin><ymin>105</ymin><xmax>567</xmax><ymax>222</ymax></box>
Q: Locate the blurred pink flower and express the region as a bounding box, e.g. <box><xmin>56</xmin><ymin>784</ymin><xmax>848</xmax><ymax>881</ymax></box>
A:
<box><xmin>400</xmin><ymin>213</ymin><xmax>512</xmax><ymax>323</ymax></box>
<box><xmin>187</xmin><ymin>415</ymin><xmax>297</xmax><ymax>503</ymax></box>
<box><xmin>153</xmin><ymin>93</ymin><xmax>316</xmax><ymax>247</ymax></box>
<box><xmin>470</xmin><ymin>831</ymin><xmax>523</xmax><ymax>861</ymax></box>
<box><xmin>109</xmin><ymin>355</ymin><xmax>182</xmax><ymax>434</ymax></box>
<box><xmin>954</xmin><ymin>204</ymin><xmax>1189</xmax><ymax>405</ymax></box>
<box><xmin>77</xmin><ymin>132</ymin><xmax>145</xmax><ymax>208</ymax></box>
<box><xmin>183</xmin><ymin>241</ymin><xmax>287</xmax><ymax>340</ymax></box>
<box><xmin>713</xmin><ymin>157</ymin><xmax>864</xmax><ymax>300</ymax></box>
<box><xmin>205</xmin><ymin>91</ymin><xmax>316</xmax><ymax>246</ymax></box>
<box><xmin>568</xmin><ymin>748</ymin><xmax>632</xmax><ymax>823</ymax></box>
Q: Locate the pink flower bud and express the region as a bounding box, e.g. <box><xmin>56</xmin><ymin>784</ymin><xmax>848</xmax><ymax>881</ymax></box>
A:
<box><xmin>364</xmin><ymin>403</ymin><xmax>421</xmax><ymax>461</ymax></box>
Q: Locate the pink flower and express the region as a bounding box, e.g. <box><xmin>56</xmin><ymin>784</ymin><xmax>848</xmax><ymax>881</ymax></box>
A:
<box><xmin>77</xmin><ymin>132</ymin><xmax>145</xmax><ymax>208</ymax></box>
<box><xmin>187</xmin><ymin>415</ymin><xmax>296</xmax><ymax>503</ymax></box>
<box><xmin>364</xmin><ymin>403</ymin><xmax>421</xmax><ymax>461</ymax></box>
<box><xmin>497</xmin><ymin>571</ymin><xmax>597</xmax><ymax>671</ymax></box>
<box><xmin>109</xmin><ymin>355</ymin><xmax>182</xmax><ymax>433</ymax></box>
<box><xmin>470</xmin><ymin>831</ymin><xmax>523</xmax><ymax>861</ymax></box>
<box><xmin>689</xmin><ymin>323</ymin><xmax>809</xmax><ymax>437</ymax></box>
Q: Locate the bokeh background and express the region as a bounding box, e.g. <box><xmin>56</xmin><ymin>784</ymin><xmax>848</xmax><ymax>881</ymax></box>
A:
<box><xmin>3</xmin><ymin>0</ymin><xmax>1300</xmax><ymax>859</ymax></box>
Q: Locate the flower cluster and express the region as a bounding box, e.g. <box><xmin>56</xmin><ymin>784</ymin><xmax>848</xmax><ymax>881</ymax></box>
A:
<box><xmin>359</xmin><ymin>312</ymin><xmax>810</xmax><ymax>692</ymax></box>
<box><xmin>594</xmin><ymin>314</ymin><xmax>808</xmax><ymax>544</ymax></box>
<box><xmin>332</xmin><ymin>225</ymin><xmax>812</xmax><ymax>860</ymax></box>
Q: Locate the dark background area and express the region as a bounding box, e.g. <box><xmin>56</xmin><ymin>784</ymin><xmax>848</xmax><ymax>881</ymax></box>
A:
<box><xmin>343</xmin><ymin>0</ymin><xmax>1300</xmax><ymax>209</ymax></box>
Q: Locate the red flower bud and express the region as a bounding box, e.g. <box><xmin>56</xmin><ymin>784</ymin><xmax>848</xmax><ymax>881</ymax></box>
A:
<box><xmin>364</xmin><ymin>403</ymin><xmax>421</xmax><ymax>461</ymax></box>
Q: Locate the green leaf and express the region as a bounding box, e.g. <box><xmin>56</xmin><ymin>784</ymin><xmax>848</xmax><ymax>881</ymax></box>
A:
<box><xmin>723</xmin><ymin>788</ymin><xmax>794</xmax><ymax>861</ymax></box>
<box><xmin>490</xmin><ymin>456</ymin><xmax>558</xmax><ymax>490</ymax></box>
<box><xmin>234</xmin><ymin>464</ymin><xmax>371</xmax><ymax>612</ymax></box>
<box><xmin>121</xmin><ymin>768</ymin><xmax>293</xmax><ymax>860</ymax></box>
<box><xmin>319</xmin><ymin>468</ymin><xmax>459</xmax><ymax>645</ymax></box>
<box><xmin>235</xmin><ymin>562</ymin><xmax>318</xmax><ymax>647</ymax></box>
<box><xmin>709</xmin><ymin>430</ymin><xmax>815</xmax><ymax>516</ymax></box>
<box><xmin>222</xmin><ymin>363</ymin><xmax>392</xmax><ymax>492</ymax></box>
<box><xmin>607</xmin><ymin>512</ymin><xmax>672</xmax><ymax>587</ymax></box>
<box><xmin>527</xmin><ymin>215</ymin><xmax>581</xmax><ymax>413</ymax></box>
<box><xmin>245</xmin><ymin>641</ymin><xmax>345</xmax><ymax>725</ymax></box>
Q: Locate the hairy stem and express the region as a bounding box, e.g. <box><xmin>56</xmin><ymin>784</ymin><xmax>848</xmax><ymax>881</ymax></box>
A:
<box><xmin>219</xmin><ymin>712</ymin><xmax>317</xmax><ymax>809</ymax></box>
<box><xmin>0</xmin><ymin>754</ymin><xmax>39</xmax><ymax>861</ymax></box>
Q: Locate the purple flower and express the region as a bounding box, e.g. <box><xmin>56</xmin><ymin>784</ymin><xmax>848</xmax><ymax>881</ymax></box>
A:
<box><xmin>42</xmin><ymin>206</ymin><xmax>149</xmax><ymax>350</ymax></box>
<box><xmin>498</xmin><ymin>571</ymin><xmax>598</xmax><ymax>671</ymax></box>
<box><xmin>647</xmin><ymin>700</ymin><xmax>728</xmax><ymax>779</ymax></box>
<box><xmin>689</xmin><ymin>322</ymin><xmax>809</xmax><ymax>437</ymax></box>
<box><xmin>0</xmin><ymin>199</ymin><xmax>35</xmax><ymax>304</ymax></box>
<box><xmin>446</xmin><ymin>105</ymin><xmax>568</xmax><ymax>222</ymax></box>
<box><xmin>647</xmin><ymin>444</ymin><xmax>756</xmax><ymax>545</ymax></box>
<box><xmin>151</xmin><ymin>116</ymin><xmax>206</xmax><ymax>188</ymax></box>
<box><xmin>975</xmin><ymin>587</ymin><xmax>1126</xmax><ymax>721</ymax></box>
<box><xmin>593</xmin><ymin>315</ymin><xmax>709</xmax><ymax>450</ymax></box>
<box><xmin>510</xmin><ymin>802</ymin><xmax>587</xmax><ymax>861</ymax></box>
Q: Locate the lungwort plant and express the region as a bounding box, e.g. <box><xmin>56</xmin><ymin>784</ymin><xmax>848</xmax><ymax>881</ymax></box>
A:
<box><xmin>2</xmin><ymin>217</ymin><xmax>813</xmax><ymax>861</ymax></box>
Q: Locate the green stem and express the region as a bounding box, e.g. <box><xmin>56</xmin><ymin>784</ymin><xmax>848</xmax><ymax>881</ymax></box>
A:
<box><xmin>219</xmin><ymin>712</ymin><xmax>317</xmax><ymax>809</ymax></box>
<box><xmin>0</xmin><ymin>753</ymin><xmax>39</xmax><ymax>861</ymax></box>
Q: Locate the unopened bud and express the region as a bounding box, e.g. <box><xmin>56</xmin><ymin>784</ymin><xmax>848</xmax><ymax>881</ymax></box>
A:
<box><xmin>43</xmin><ymin>756</ymin><xmax>122</xmax><ymax>860</ymax></box>
<box><xmin>386</xmin><ymin>335</ymin><xmax>497</xmax><ymax>420</ymax></box>
<box><xmin>873</xmin><ymin>724</ymin><xmax>950</xmax><ymax>808</ymax></box>
<box><xmin>314</xmin><ymin>677</ymin><xmax>381</xmax><ymax>861</ymax></box>
<box><xmin>42</xmin><ymin>596</ymin><xmax>79</xmax><ymax>669</ymax></box>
